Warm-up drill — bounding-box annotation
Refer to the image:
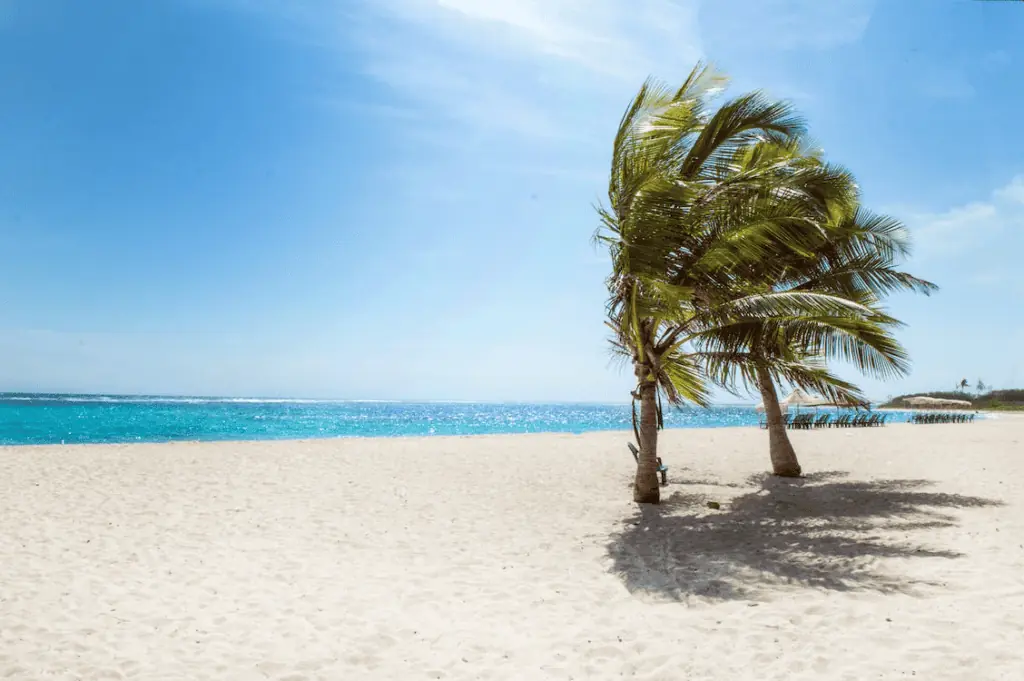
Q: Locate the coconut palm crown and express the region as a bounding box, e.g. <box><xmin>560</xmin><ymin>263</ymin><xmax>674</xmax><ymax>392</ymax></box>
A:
<box><xmin>596</xmin><ymin>63</ymin><xmax>901</xmax><ymax>502</ymax></box>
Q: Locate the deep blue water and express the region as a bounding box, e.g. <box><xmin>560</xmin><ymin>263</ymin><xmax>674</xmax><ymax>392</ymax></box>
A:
<box><xmin>0</xmin><ymin>393</ymin><xmax>918</xmax><ymax>445</ymax></box>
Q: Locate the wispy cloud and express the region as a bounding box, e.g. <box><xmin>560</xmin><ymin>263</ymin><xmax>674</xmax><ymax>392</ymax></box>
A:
<box><xmin>347</xmin><ymin>0</ymin><xmax>704</xmax><ymax>140</ymax></box>
<box><xmin>994</xmin><ymin>176</ymin><xmax>1024</xmax><ymax>204</ymax></box>
<box><xmin>214</xmin><ymin>0</ymin><xmax>877</xmax><ymax>142</ymax></box>
<box><xmin>357</xmin><ymin>45</ymin><xmax>565</xmax><ymax>139</ymax></box>
<box><xmin>900</xmin><ymin>175</ymin><xmax>1024</xmax><ymax>260</ymax></box>
<box><xmin>384</xmin><ymin>0</ymin><xmax>703</xmax><ymax>79</ymax></box>
<box><xmin>325</xmin><ymin>99</ymin><xmax>424</xmax><ymax>122</ymax></box>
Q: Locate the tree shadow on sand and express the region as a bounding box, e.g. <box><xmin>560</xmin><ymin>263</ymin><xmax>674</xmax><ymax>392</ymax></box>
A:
<box><xmin>606</xmin><ymin>471</ymin><xmax>1002</xmax><ymax>602</ymax></box>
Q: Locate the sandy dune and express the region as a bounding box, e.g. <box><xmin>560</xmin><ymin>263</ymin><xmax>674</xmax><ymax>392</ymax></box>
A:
<box><xmin>2</xmin><ymin>419</ymin><xmax>1022</xmax><ymax>680</ymax></box>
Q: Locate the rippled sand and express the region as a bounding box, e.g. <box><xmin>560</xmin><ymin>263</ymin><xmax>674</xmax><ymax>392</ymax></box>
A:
<box><xmin>2</xmin><ymin>420</ymin><xmax>1022</xmax><ymax>680</ymax></box>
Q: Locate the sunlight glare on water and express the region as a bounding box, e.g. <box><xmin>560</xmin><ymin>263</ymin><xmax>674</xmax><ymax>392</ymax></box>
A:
<box><xmin>0</xmin><ymin>394</ymin><xmax>920</xmax><ymax>445</ymax></box>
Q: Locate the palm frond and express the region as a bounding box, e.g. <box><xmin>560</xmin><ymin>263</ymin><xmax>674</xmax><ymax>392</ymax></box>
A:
<box><xmin>679</xmin><ymin>92</ymin><xmax>805</xmax><ymax>180</ymax></box>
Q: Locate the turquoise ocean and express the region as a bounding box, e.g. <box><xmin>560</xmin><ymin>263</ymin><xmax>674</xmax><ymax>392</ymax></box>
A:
<box><xmin>0</xmin><ymin>393</ymin><xmax>918</xmax><ymax>446</ymax></box>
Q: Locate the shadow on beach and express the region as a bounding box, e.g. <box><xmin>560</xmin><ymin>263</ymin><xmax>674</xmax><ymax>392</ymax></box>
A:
<box><xmin>606</xmin><ymin>471</ymin><xmax>1002</xmax><ymax>602</ymax></box>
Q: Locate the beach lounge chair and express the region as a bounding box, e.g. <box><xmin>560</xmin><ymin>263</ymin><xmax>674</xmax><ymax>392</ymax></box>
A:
<box><xmin>814</xmin><ymin>414</ymin><xmax>831</xmax><ymax>428</ymax></box>
<box><xmin>627</xmin><ymin>442</ymin><xmax>668</xmax><ymax>486</ymax></box>
<box><xmin>787</xmin><ymin>413</ymin><xmax>809</xmax><ymax>429</ymax></box>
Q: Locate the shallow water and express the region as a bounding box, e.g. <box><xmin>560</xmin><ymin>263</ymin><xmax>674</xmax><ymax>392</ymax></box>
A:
<box><xmin>0</xmin><ymin>393</ymin><xmax>918</xmax><ymax>445</ymax></box>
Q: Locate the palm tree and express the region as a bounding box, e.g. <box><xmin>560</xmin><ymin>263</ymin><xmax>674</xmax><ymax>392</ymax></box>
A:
<box><xmin>597</xmin><ymin>64</ymin><xmax>868</xmax><ymax>501</ymax></box>
<box><xmin>684</xmin><ymin>139</ymin><xmax>938</xmax><ymax>475</ymax></box>
<box><xmin>698</xmin><ymin>197</ymin><xmax>936</xmax><ymax>476</ymax></box>
<box><xmin>959</xmin><ymin>378</ymin><xmax>969</xmax><ymax>392</ymax></box>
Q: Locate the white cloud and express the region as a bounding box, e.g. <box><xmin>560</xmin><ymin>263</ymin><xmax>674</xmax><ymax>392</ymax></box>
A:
<box><xmin>994</xmin><ymin>176</ymin><xmax>1024</xmax><ymax>204</ymax></box>
<box><xmin>373</xmin><ymin>0</ymin><xmax>702</xmax><ymax>79</ymax></box>
<box><xmin>211</xmin><ymin>0</ymin><xmax>877</xmax><ymax>142</ymax></box>
<box><xmin>909</xmin><ymin>201</ymin><xmax>998</xmax><ymax>255</ymax></box>
<box><xmin>430</xmin><ymin>0</ymin><xmax>631</xmax><ymax>73</ymax></box>
<box><xmin>203</xmin><ymin>0</ymin><xmax>704</xmax><ymax>139</ymax></box>
<box><xmin>357</xmin><ymin>46</ymin><xmax>565</xmax><ymax>139</ymax></box>
<box><xmin>346</xmin><ymin>0</ymin><xmax>704</xmax><ymax>140</ymax></box>
<box><xmin>326</xmin><ymin>100</ymin><xmax>423</xmax><ymax>122</ymax></box>
<box><xmin>902</xmin><ymin>175</ymin><xmax>1024</xmax><ymax>259</ymax></box>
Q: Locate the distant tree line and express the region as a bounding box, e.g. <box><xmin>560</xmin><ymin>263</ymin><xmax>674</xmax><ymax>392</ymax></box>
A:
<box><xmin>880</xmin><ymin>388</ymin><xmax>1024</xmax><ymax>411</ymax></box>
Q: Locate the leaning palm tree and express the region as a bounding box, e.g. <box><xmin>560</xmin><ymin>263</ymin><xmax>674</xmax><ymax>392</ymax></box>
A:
<box><xmin>698</xmin><ymin>194</ymin><xmax>936</xmax><ymax>476</ymax></box>
<box><xmin>597</xmin><ymin>64</ymin><xmax>870</xmax><ymax>502</ymax></box>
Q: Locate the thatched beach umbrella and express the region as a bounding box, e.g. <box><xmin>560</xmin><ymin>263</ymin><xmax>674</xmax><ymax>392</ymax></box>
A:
<box><xmin>904</xmin><ymin>396</ymin><xmax>942</xmax><ymax>407</ymax></box>
<box><xmin>756</xmin><ymin>388</ymin><xmax>828</xmax><ymax>412</ymax></box>
<box><xmin>903</xmin><ymin>396</ymin><xmax>972</xmax><ymax>409</ymax></box>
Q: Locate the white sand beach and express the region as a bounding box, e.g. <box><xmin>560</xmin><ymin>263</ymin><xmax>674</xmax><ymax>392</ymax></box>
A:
<box><xmin>2</xmin><ymin>420</ymin><xmax>1023</xmax><ymax>680</ymax></box>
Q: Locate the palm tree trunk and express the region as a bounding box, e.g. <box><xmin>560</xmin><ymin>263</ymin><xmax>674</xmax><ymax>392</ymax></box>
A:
<box><xmin>634</xmin><ymin>380</ymin><xmax>661</xmax><ymax>504</ymax></box>
<box><xmin>756</xmin><ymin>366</ymin><xmax>802</xmax><ymax>478</ymax></box>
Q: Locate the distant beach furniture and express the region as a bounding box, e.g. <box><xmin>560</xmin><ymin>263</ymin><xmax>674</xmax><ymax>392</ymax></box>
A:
<box><xmin>911</xmin><ymin>412</ymin><xmax>975</xmax><ymax>424</ymax></box>
<box><xmin>627</xmin><ymin>442</ymin><xmax>668</xmax><ymax>486</ymax></box>
<box><xmin>757</xmin><ymin>389</ymin><xmax>877</xmax><ymax>429</ymax></box>
<box><xmin>768</xmin><ymin>411</ymin><xmax>887</xmax><ymax>430</ymax></box>
<box><xmin>902</xmin><ymin>396</ymin><xmax>975</xmax><ymax>424</ymax></box>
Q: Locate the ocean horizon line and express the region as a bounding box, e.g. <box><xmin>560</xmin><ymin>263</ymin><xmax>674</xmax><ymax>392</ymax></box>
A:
<box><xmin>0</xmin><ymin>394</ymin><xmax>915</xmax><ymax>446</ymax></box>
<box><xmin>0</xmin><ymin>391</ymin><xmax>761</xmax><ymax>407</ymax></box>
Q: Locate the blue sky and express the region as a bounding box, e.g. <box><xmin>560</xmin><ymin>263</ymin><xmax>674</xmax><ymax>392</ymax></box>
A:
<box><xmin>1</xmin><ymin>0</ymin><xmax>1022</xmax><ymax>402</ymax></box>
